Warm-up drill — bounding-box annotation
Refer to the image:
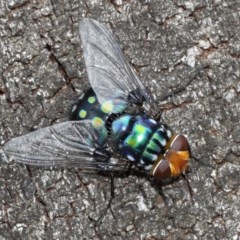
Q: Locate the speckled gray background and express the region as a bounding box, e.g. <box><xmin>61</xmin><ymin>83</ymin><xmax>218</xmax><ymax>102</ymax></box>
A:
<box><xmin>0</xmin><ymin>0</ymin><xmax>240</xmax><ymax>239</ymax></box>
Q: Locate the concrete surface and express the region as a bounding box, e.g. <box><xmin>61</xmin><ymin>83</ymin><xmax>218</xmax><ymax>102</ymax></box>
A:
<box><xmin>0</xmin><ymin>0</ymin><xmax>240</xmax><ymax>239</ymax></box>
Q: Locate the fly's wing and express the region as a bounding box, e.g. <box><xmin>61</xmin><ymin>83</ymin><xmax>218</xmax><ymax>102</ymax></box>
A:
<box><xmin>1</xmin><ymin>121</ymin><xmax>126</xmax><ymax>171</ymax></box>
<box><xmin>79</xmin><ymin>18</ymin><xmax>158</xmax><ymax>117</ymax></box>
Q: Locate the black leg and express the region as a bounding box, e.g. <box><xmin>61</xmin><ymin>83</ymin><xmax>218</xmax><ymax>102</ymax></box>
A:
<box><xmin>191</xmin><ymin>154</ymin><xmax>213</xmax><ymax>169</ymax></box>
<box><xmin>158</xmin><ymin>65</ymin><xmax>209</xmax><ymax>102</ymax></box>
<box><xmin>95</xmin><ymin>173</ymin><xmax>115</xmax><ymax>226</ymax></box>
<box><xmin>181</xmin><ymin>173</ymin><xmax>194</xmax><ymax>205</ymax></box>
<box><xmin>149</xmin><ymin>178</ymin><xmax>170</xmax><ymax>208</ymax></box>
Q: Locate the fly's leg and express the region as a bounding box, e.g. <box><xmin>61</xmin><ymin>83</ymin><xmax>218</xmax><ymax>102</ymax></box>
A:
<box><xmin>93</xmin><ymin>148</ymin><xmax>112</xmax><ymax>168</ymax></box>
<box><xmin>181</xmin><ymin>173</ymin><xmax>194</xmax><ymax>205</ymax></box>
<box><xmin>94</xmin><ymin>161</ymin><xmax>133</xmax><ymax>226</ymax></box>
<box><xmin>150</xmin><ymin>178</ymin><xmax>172</xmax><ymax>208</ymax></box>
<box><xmin>95</xmin><ymin>173</ymin><xmax>116</xmax><ymax>226</ymax></box>
<box><xmin>158</xmin><ymin>65</ymin><xmax>209</xmax><ymax>103</ymax></box>
<box><xmin>191</xmin><ymin>154</ymin><xmax>213</xmax><ymax>169</ymax></box>
<box><xmin>150</xmin><ymin>176</ymin><xmax>194</xmax><ymax>219</ymax></box>
<box><xmin>182</xmin><ymin>154</ymin><xmax>213</xmax><ymax>205</ymax></box>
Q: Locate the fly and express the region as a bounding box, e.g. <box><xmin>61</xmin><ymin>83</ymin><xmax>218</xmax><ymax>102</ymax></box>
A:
<box><xmin>1</xmin><ymin>18</ymin><xmax>191</xmax><ymax>181</ymax></box>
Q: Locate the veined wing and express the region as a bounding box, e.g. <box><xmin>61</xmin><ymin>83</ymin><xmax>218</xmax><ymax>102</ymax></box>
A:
<box><xmin>79</xmin><ymin>18</ymin><xmax>158</xmax><ymax>116</ymax></box>
<box><xmin>1</xmin><ymin>120</ymin><xmax>125</xmax><ymax>171</ymax></box>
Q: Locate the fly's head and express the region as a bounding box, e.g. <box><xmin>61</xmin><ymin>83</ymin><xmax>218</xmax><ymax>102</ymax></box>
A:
<box><xmin>151</xmin><ymin>135</ymin><xmax>190</xmax><ymax>180</ymax></box>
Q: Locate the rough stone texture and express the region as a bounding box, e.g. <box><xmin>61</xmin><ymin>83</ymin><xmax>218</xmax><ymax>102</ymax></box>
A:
<box><xmin>0</xmin><ymin>0</ymin><xmax>240</xmax><ymax>239</ymax></box>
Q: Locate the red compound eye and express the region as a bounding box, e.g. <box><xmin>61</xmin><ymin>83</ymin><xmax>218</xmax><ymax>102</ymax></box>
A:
<box><xmin>152</xmin><ymin>135</ymin><xmax>190</xmax><ymax>180</ymax></box>
<box><xmin>171</xmin><ymin>135</ymin><xmax>190</xmax><ymax>152</ymax></box>
<box><xmin>152</xmin><ymin>158</ymin><xmax>171</xmax><ymax>180</ymax></box>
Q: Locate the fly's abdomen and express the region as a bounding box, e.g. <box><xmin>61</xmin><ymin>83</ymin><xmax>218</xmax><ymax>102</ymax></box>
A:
<box><xmin>71</xmin><ymin>88</ymin><xmax>111</xmax><ymax>122</ymax></box>
<box><xmin>111</xmin><ymin>115</ymin><xmax>173</xmax><ymax>169</ymax></box>
<box><xmin>71</xmin><ymin>88</ymin><xmax>112</xmax><ymax>146</ymax></box>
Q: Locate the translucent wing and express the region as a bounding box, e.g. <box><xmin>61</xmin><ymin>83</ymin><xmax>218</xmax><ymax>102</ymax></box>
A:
<box><xmin>1</xmin><ymin>120</ymin><xmax>125</xmax><ymax>171</ymax></box>
<box><xmin>79</xmin><ymin>18</ymin><xmax>158</xmax><ymax>116</ymax></box>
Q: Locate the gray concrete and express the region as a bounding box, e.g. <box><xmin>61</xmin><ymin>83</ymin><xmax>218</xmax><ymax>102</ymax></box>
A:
<box><xmin>1</xmin><ymin>0</ymin><xmax>240</xmax><ymax>239</ymax></box>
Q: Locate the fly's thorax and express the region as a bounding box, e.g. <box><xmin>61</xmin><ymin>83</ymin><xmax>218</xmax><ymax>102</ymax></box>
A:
<box><xmin>111</xmin><ymin>115</ymin><xmax>173</xmax><ymax>169</ymax></box>
<box><xmin>151</xmin><ymin>134</ymin><xmax>190</xmax><ymax>180</ymax></box>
